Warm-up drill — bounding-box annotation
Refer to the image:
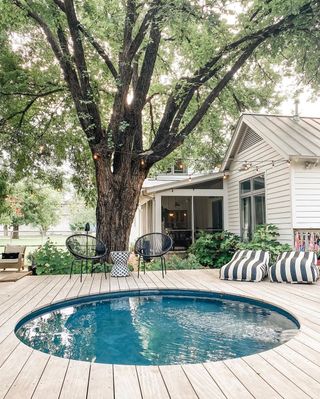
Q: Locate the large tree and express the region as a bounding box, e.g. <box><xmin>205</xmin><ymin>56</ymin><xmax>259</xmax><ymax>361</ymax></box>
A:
<box><xmin>1</xmin><ymin>0</ymin><xmax>320</xmax><ymax>251</ymax></box>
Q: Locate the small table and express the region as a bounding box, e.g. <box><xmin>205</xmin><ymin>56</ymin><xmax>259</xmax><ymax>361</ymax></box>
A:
<box><xmin>110</xmin><ymin>251</ymin><xmax>131</xmax><ymax>277</ymax></box>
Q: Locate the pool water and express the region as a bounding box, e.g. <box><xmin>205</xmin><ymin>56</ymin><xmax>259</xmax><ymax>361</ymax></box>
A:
<box><xmin>15</xmin><ymin>290</ymin><xmax>299</xmax><ymax>365</ymax></box>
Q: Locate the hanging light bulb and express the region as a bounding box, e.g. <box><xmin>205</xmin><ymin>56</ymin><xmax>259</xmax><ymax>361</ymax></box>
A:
<box><xmin>272</xmin><ymin>160</ymin><xmax>275</xmax><ymax>167</ymax></box>
<box><xmin>287</xmin><ymin>159</ymin><xmax>291</xmax><ymax>165</ymax></box>
<box><xmin>188</xmin><ymin>174</ymin><xmax>192</xmax><ymax>182</ymax></box>
<box><xmin>223</xmin><ymin>173</ymin><xmax>228</xmax><ymax>180</ymax></box>
<box><xmin>140</xmin><ymin>159</ymin><xmax>145</xmax><ymax>166</ymax></box>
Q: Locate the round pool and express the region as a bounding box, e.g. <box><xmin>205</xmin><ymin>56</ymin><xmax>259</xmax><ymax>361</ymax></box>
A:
<box><xmin>15</xmin><ymin>290</ymin><xmax>299</xmax><ymax>365</ymax></box>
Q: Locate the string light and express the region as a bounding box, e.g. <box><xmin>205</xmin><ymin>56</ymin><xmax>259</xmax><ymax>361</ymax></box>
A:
<box><xmin>188</xmin><ymin>174</ymin><xmax>192</xmax><ymax>182</ymax></box>
<box><xmin>93</xmin><ymin>153</ymin><xmax>100</xmax><ymax>160</ymax></box>
<box><xmin>287</xmin><ymin>160</ymin><xmax>291</xmax><ymax>165</ymax></box>
<box><xmin>223</xmin><ymin>173</ymin><xmax>228</xmax><ymax>180</ymax></box>
<box><xmin>140</xmin><ymin>159</ymin><xmax>145</xmax><ymax>166</ymax></box>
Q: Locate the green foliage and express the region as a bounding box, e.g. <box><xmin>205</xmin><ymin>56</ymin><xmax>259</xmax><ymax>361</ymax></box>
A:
<box><xmin>145</xmin><ymin>254</ymin><xmax>203</xmax><ymax>271</ymax></box>
<box><xmin>237</xmin><ymin>224</ymin><xmax>291</xmax><ymax>263</ymax></box>
<box><xmin>189</xmin><ymin>231</ymin><xmax>240</xmax><ymax>268</ymax></box>
<box><xmin>28</xmin><ymin>240</ymin><xmax>73</xmax><ymax>275</ymax></box>
<box><xmin>68</xmin><ymin>196</ymin><xmax>96</xmax><ymax>231</ymax></box>
<box><xmin>29</xmin><ymin>239</ymin><xmax>111</xmax><ymax>275</ymax></box>
<box><xmin>0</xmin><ymin>179</ymin><xmax>61</xmax><ymax>234</ymax></box>
<box><xmin>1</xmin><ymin>0</ymin><xmax>320</xmax><ymax>199</ymax></box>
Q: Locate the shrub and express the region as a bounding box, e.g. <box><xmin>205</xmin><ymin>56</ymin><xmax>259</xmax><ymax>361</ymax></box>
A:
<box><xmin>189</xmin><ymin>231</ymin><xmax>240</xmax><ymax>268</ymax></box>
<box><xmin>144</xmin><ymin>254</ymin><xmax>203</xmax><ymax>271</ymax></box>
<box><xmin>237</xmin><ymin>224</ymin><xmax>291</xmax><ymax>263</ymax></box>
<box><xmin>29</xmin><ymin>239</ymin><xmax>111</xmax><ymax>275</ymax></box>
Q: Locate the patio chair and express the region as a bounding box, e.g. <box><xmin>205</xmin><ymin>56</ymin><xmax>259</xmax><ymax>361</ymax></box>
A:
<box><xmin>219</xmin><ymin>250</ymin><xmax>270</xmax><ymax>282</ymax></box>
<box><xmin>0</xmin><ymin>245</ymin><xmax>26</xmax><ymax>272</ymax></box>
<box><xmin>66</xmin><ymin>234</ymin><xmax>108</xmax><ymax>282</ymax></box>
<box><xmin>269</xmin><ymin>251</ymin><xmax>319</xmax><ymax>283</ymax></box>
<box><xmin>134</xmin><ymin>233</ymin><xmax>173</xmax><ymax>278</ymax></box>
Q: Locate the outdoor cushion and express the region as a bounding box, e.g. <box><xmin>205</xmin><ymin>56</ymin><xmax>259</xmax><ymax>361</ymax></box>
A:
<box><xmin>2</xmin><ymin>252</ymin><xmax>19</xmax><ymax>259</ymax></box>
<box><xmin>269</xmin><ymin>251</ymin><xmax>319</xmax><ymax>283</ymax></box>
<box><xmin>219</xmin><ymin>250</ymin><xmax>270</xmax><ymax>282</ymax></box>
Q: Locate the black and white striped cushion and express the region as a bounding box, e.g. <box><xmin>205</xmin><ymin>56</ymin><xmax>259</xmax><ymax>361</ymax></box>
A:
<box><xmin>269</xmin><ymin>251</ymin><xmax>319</xmax><ymax>283</ymax></box>
<box><xmin>219</xmin><ymin>250</ymin><xmax>269</xmax><ymax>282</ymax></box>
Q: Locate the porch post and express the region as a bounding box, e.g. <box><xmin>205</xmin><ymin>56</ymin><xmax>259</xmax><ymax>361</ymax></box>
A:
<box><xmin>191</xmin><ymin>195</ymin><xmax>195</xmax><ymax>243</ymax></box>
<box><xmin>155</xmin><ymin>194</ymin><xmax>162</xmax><ymax>233</ymax></box>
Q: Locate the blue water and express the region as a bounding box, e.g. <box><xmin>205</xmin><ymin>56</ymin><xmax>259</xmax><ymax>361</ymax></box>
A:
<box><xmin>15</xmin><ymin>291</ymin><xmax>298</xmax><ymax>365</ymax></box>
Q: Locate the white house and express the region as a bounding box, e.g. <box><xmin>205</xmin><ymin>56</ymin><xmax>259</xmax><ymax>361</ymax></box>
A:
<box><xmin>132</xmin><ymin>113</ymin><xmax>320</xmax><ymax>251</ymax></box>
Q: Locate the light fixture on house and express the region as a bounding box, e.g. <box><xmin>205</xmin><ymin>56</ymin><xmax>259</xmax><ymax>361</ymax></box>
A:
<box><xmin>238</xmin><ymin>162</ymin><xmax>251</xmax><ymax>171</ymax></box>
<box><xmin>305</xmin><ymin>160</ymin><xmax>319</xmax><ymax>169</ymax></box>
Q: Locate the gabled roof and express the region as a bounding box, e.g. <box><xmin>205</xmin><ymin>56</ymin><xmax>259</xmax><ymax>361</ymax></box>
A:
<box><xmin>221</xmin><ymin>113</ymin><xmax>320</xmax><ymax>171</ymax></box>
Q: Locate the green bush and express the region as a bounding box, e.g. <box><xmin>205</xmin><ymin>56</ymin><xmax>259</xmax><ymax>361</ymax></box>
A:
<box><xmin>189</xmin><ymin>231</ymin><xmax>240</xmax><ymax>268</ymax></box>
<box><xmin>144</xmin><ymin>254</ymin><xmax>203</xmax><ymax>271</ymax></box>
<box><xmin>29</xmin><ymin>239</ymin><xmax>111</xmax><ymax>275</ymax></box>
<box><xmin>237</xmin><ymin>224</ymin><xmax>291</xmax><ymax>263</ymax></box>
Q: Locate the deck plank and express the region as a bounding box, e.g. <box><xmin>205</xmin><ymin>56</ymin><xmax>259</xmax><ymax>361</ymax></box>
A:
<box><xmin>159</xmin><ymin>365</ymin><xmax>198</xmax><ymax>399</ymax></box>
<box><xmin>204</xmin><ymin>361</ymin><xmax>254</xmax><ymax>399</ymax></box>
<box><xmin>59</xmin><ymin>360</ymin><xmax>90</xmax><ymax>399</ymax></box>
<box><xmin>87</xmin><ymin>363</ymin><xmax>114</xmax><ymax>399</ymax></box>
<box><xmin>182</xmin><ymin>363</ymin><xmax>226</xmax><ymax>399</ymax></box>
<box><xmin>114</xmin><ymin>365</ymin><xmax>142</xmax><ymax>399</ymax></box>
<box><xmin>4</xmin><ymin>350</ymin><xmax>49</xmax><ymax>399</ymax></box>
<box><xmin>32</xmin><ymin>356</ymin><xmax>69</xmax><ymax>399</ymax></box>
<box><xmin>136</xmin><ymin>365</ymin><xmax>169</xmax><ymax>399</ymax></box>
<box><xmin>243</xmin><ymin>354</ymin><xmax>310</xmax><ymax>399</ymax></box>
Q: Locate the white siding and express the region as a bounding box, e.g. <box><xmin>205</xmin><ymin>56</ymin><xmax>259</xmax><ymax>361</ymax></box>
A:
<box><xmin>292</xmin><ymin>162</ymin><xmax>320</xmax><ymax>228</ymax></box>
<box><xmin>227</xmin><ymin>139</ymin><xmax>293</xmax><ymax>245</ymax></box>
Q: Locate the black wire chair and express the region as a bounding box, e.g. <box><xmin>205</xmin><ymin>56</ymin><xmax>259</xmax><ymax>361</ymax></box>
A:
<box><xmin>66</xmin><ymin>234</ymin><xmax>108</xmax><ymax>281</ymax></box>
<box><xmin>134</xmin><ymin>233</ymin><xmax>173</xmax><ymax>278</ymax></box>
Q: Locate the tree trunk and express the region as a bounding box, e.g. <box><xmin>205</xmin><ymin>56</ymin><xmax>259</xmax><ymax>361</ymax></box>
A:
<box><xmin>3</xmin><ymin>225</ymin><xmax>8</xmax><ymax>237</ymax></box>
<box><xmin>95</xmin><ymin>160</ymin><xmax>146</xmax><ymax>254</ymax></box>
<box><xmin>12</xmin><ymin>224</ymin><xmax>19</xmax><ymax>239</ymax></box>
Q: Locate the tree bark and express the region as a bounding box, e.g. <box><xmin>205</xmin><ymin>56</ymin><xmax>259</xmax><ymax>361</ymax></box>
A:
<box><xmin>12</xmin><ymin>224</ymin><xmax>19</xmax><ymax>239</ymax></box>
<box><xmin>95</xmin><ymin>158</ymin><xmax>147</xmax><ymax>253</ymax></box>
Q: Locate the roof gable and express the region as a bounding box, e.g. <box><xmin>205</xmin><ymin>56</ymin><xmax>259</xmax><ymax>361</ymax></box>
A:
<box><xmin>221</xmin><ymin>114</ymin><xmax>320</xmax><ymax>171</ymax></box>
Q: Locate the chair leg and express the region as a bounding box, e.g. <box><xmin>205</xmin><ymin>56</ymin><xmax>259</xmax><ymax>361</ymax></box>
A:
<box><xmin>103</xmin><ymin>262</ymin><xmax>107</xmax><ymax>279</ymax></box>
<box><xmin>70</xmin><ymin>259</ymin><xmax>75</xmax><ymax>279</ymax></box>
<box><xmin>160</xmin><ymin>257</ymin><xmax>164</xmax><ymax>278</ymax></box>
<box><xmin>138</xmin><ymin>256</ymin><xmax>141</xmax><ymax>278</ymax></box>
<box><xmin>143</xmin><ymin>259</ymin><xmax>146</xmax><ymax>274</ymax></box>
<box><xmin>163</xmin><ymin>256</ymin><xmax>167</xmax><ymax>275</ymax></box>
<box><xmin>80</xmin><ymin>260</ymin><xmax>83</xmax><ymax>282</ymax></box>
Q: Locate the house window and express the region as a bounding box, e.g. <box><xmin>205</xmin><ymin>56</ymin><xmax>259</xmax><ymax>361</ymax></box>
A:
<box><xmin>240</xmin><ymin>175</ymin><xmax>266</xmax><ymax>240</ymax></box>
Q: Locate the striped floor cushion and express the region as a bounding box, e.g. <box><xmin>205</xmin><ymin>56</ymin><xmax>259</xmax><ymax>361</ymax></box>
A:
<box><xmin>269</xmin><ymin>251</ymin><xmax>319</xmax><ymax>283</ymax></box>
<box><xmin>220</xmin><ymin>250</ymin><xmax>270</xmax><ymax>282</ymax></box>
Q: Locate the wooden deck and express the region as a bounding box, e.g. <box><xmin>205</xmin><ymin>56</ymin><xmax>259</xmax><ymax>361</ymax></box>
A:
<box><xmin>0</xmin><ymin>269</ymin><xmax>319</xmax><ymax>399</ymax></box>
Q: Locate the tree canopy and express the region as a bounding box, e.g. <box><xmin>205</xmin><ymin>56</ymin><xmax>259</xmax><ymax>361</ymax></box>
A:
<box><xmin>1</xmin><ymin>0</ymin><xmax>320</xmax><ymax>250</ymax></box>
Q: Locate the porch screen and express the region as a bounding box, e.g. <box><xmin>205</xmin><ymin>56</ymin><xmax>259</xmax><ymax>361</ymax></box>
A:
<box><xmin>240</xmin><ymin>175</ymin><xmax>265</xmax><ymax>240</ymax></box>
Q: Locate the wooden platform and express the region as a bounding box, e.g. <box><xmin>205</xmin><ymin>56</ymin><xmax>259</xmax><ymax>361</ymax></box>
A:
<box><xmin>0</xmin><ymin>270</ymin><xmax>319</xmax><ymax>399</ymax></box>
<box><xmin>0</xmin><ymin>270</ymin><xmax>31</xmax><ymax>283</ymax></box>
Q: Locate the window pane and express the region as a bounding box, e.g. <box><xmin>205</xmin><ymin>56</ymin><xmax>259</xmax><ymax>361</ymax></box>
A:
<box><xmin>241</xmin><ymin>197</ymin><xmax>252</xmax><ymax>241</ymax></box>
<box><xmin>253</xmin><ymin>175</ymin><xmax>265</xmax><ymax>191</ymax></box>
<box><xmin>240</xmin><ymin>180</ymin><xmax>251</xmax><ymax>193</ymax></box>
<box><xmin>254</xmin><ymin>195</ymin><xmax>266</xmax><ymax>226</ymax></box>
